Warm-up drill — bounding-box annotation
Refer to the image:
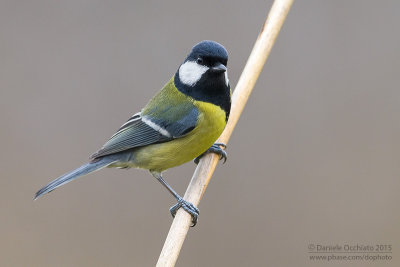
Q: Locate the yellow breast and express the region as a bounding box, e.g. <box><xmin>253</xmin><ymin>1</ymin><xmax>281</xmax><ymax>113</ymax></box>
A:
<box><xmin>132</xmin><ymin>100</ymin><xmax>227</xmax><ymax>172</ymax></box>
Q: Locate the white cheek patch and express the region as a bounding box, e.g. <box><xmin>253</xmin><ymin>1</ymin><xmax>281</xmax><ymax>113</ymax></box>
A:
<box><xmin>179</xmin><ymin>61</ymin><xmax>209</xmax><ymax>86</ymax></box>
<box><xmin>224</xmin><ymin>70</ymin><xmax>229</xmax><ymax>86</ymax></box>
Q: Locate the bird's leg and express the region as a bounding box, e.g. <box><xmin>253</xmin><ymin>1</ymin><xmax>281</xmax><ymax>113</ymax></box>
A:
<box><xmin>151</xmin><ymin>171</ymin><xmax>199</xmax><ymax>227</ymax></box>
<box><xmin>194</xmin><ymin>142</ymin><xmax>227</xmax><ymax>164</ymax></box>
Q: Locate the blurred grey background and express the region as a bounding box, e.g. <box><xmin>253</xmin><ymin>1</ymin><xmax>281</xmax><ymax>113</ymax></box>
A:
<box><xmin>1</xmin><ymin>0</ymin><xmax>399</xmax><ymax>266</ymax></box>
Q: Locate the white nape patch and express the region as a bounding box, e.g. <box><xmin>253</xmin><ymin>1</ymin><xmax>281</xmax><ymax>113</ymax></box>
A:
<box><xmin>178</xmin><ymin>61</ymin><xmax>209</xmax><ymax>86</ymax></box>
<box><xmin>142</xmin><ymin>116</ymin><xmax>172</xmax><ymax>137</ymax></box>
<box><xmin>224</xmin><ymin>70</ymin><xmax>229</xmax><ymax>86</ymax></box>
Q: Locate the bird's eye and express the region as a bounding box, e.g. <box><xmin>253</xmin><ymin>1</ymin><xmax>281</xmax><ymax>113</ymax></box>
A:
<box><xmin>196</xmin><ymin>57</ymin><xmax>204</xmax><ymax>64</ymax></box>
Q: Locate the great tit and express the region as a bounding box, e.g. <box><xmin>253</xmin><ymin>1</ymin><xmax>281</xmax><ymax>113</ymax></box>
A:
<box><xmin>35</xmin><ymin>40</ymin><xmax>231</xmax><ymax>226</ymax></box>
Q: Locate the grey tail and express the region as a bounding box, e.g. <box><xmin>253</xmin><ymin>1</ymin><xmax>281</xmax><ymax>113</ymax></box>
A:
<box><xmin>35</xmin><ymin>157</ymin><xmax>117</xmax><ymax>200</ymax></box>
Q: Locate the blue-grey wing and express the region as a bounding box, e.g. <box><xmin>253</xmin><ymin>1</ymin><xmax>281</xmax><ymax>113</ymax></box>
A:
<box><xmin>90</xmin><ymin>106</ymin><xmax>198</xmax><ymax>159</ymax></box>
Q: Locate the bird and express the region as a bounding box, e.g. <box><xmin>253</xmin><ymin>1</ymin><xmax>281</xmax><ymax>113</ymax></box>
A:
<box><xmin>35</xmin><ymin>40</ymin><xmax>231</xmax><ymax>226</ymax></box>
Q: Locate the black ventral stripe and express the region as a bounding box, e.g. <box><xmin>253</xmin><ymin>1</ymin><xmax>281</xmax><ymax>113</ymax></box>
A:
<box><xmin>174</xmin><ymin>72</ymin><xmax>231</xmax><ymax>121</ymax></box>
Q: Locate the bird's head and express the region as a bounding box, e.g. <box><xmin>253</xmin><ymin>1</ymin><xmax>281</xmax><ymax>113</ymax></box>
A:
<box><xmin>174</xmin><ymin>40</ymin><xmax>231</xmax><ymax>120</ymax></box>
<box><xmin>176</xmin><ymin>40</ymin><xmax>229</xmax><ymax>89</ymax></box>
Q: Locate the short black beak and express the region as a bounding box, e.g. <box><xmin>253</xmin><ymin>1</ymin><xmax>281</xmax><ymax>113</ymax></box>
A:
<box><xmin>210</xmin><ymin>63</ymin><xmax>227</xmax><ymax>74</ymax></box>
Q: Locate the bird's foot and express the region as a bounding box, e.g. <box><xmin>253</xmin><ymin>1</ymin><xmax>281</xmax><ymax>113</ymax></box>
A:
<box><xmin>194</xmin><ymin>143</ymin><xmax>227</xmax><ymax>164</ymax></box>
<box><xmin>170</xmin><ymin>197</ymin><xmax>200</xmax><ymax>227</ymax></box>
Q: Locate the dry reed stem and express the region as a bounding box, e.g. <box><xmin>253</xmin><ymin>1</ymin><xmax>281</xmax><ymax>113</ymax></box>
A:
<box><xmin>157</xmin><ymin>0</ymin><xmax>294</xmax><ymax>266</ymax></box>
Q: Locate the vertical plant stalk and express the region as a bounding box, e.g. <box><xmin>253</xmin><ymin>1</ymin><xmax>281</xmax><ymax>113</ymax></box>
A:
<box><xmin>156</xmin><ymin>0</ymin><xmax>294</xmax><ymax>266</ymax></box>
